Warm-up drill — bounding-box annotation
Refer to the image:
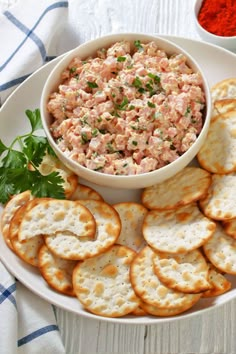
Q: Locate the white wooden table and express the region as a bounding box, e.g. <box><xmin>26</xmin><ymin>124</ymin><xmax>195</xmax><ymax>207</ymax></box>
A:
<box><xmin>1</xmin><ymin>0</ymin><xmax>236</xmax><ymax>353</ymax></box>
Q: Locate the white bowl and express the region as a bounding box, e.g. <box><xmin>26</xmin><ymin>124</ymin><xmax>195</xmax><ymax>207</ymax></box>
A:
<box><xmin>40</xmin><ymin>32</ymin><xmax>212</xmax><ymax>189</ymax></box>
<box><xmin>193</xmin><ymin>0</ymin><xmax>236</xmax><ymax>52</ymax></box>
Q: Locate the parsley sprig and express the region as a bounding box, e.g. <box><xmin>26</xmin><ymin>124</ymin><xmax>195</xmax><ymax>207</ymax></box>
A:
<box><xmin>0</xmin><ymin>109</ymin><xmax>65</xmax><ymax>204</ymax></box>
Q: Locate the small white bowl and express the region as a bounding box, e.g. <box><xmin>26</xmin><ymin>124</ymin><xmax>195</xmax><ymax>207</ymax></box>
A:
<box><xmin>40</xmin><ymin>32</ymin><xmax>212</xmax><ymax>189</ymax></box>
<box><xmin>194</xmin><ymin>0</ymin><xmax>236</xmax><ymax>52</ymax></box>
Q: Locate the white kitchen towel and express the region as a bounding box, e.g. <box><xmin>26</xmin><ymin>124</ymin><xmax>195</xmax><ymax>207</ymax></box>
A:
<box><xmin>0</xmin><ymin>0</ymin><xmax>69</xmax><ymax>103</ymax></box>
<box><xmin>0</xmin><ymin>262</ymin><xmax>65</xmax><ymax>354</ymax></box>
<box><xmin>0</xmin><ymin>0</ymin><xmax>69</xmax><ymax>353</ymax></box>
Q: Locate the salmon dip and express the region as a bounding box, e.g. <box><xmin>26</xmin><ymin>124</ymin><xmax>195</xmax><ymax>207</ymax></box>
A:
<box><xmin>47</xmin><ymin>40</ymin><xmax>205</xmax><ymax>175</ymax></box>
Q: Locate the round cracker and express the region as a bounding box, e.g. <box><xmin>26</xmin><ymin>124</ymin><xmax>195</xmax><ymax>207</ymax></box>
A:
<box><xmin>142</xmin><ymin>204</ymin><xmax>216</xmax><ymax>254</ymax></box>
<box><xmin>140</xmin><ymin>298</ymin><xmax>201</xmax><ymax>317</ymax></box>
<box><xmin>38</xmin><ymin>244</ymin><xmax>77</xmax><ymax>296</ymax></box>
<box><xmin>202</xmin><ymin>263</ymin><xmax>231</xmax><ymax>298</ymax></box>
<box><xmin>45</xmin><ymin>200</ymin><xmax>121</xmax><ymax>260</ymax></box>
<box><xmin>203</xmin><ymin>223</ymin><xmax>236</xmax><ymax>275</ymax></box>
<box><xmin>113</xmin><ymin>202</ymin><xmax>147</xmax><ymax>251</ymax></box>
<box><xmin>152</xmin><ymin>249</ymin><xmax>211</xmax><ymax>293</ymax></box>
<box><xmin>69</xmin><ymin>183</ymin><xmax>104</xmax><ymax>201</ymax></box>
<box><xmin>130</xmin><ymin>246</ymin><xmax>202</xmax><ymax>309</ymax></box>
<box><xmin>213</xmin><ymin>99</ymin><xmax>236</xmax><ymax>118</ymax></box>
<box><xmin>199</xmin><ymin>173</ymin><xmax>236</xmax><ymax>221</ymax></box>
<box><xmin>11</xmin><ymin>235</ymin><xmax>44</xmax><ymax>267</ymax></box>
<box><xmin>72</xmin><ymin>244</ymin><xmax>140</xmax><ymax>317</ymax></box>
<box><xmin>0</xmin><ymin>191</ymin><xmax>33</xmax><ymax>249</ymax></box>
<box><xmin>18</xmin><ymin>198</ymin><xmax>96</xmax><ymax>241</ymax></box>
<box><xmin>141</xmin><ymin>167</ymin><xmax>211</xmax><ymax>210</ymax></box>
<box><xmin>222</xmin><ymin>218</ymin><xmax>236</xmax><ymax>239</ymax></box>
<box><xmin>211</xmin><ymin>78</ymin><xmax>236</xmax><ymax>103</ymax></box>
<box><xmin>197</xmin><ymin>111</ymin><xmax>236</xmax><ymax>174</ymax></box>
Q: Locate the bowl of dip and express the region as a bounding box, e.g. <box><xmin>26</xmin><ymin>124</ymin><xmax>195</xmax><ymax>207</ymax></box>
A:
<box><xmin>40</xmin><ymin>32</ymin><xmax>212</xmax><ymax>189</ymax></box>
<box><xmin>193</xmin><ymin>0</ymin><xmax>236</xmax><ymax>52</ymax></box>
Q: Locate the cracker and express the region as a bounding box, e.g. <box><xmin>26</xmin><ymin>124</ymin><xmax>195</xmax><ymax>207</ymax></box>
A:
<box><xmin>202</xmin><ymin>263</ymin><xmax>231</xmax><ymax>298</ymax></box>
<box><xmin>69</xmin><ymin>183</ymin><xmax>104</xmax><ymax>201</ymax></box>
<box><xmin>113</xmin><ymin>202</ymin><xmax>147</xmax><ymax>251</ymax></box>
<box><xmin>203</xmin><ymin>223</ymin><xmax>236</xmax><ymax>275</ymax></box>
<box><xmin>152</xmin><ymin>249</ymin><xmax>211</xmax><ymax>293</ymax></box>
<box><xmin>38</xmin><ymin>244</ymin><xmax>77</xmax><ymax>296</ymax></box>
<box><xmin>11</xmin><ymin>235</ymin><xmax>44</xmax><ymax>267</ymax></box>
<box><xmin>45</xmin><ymin>200</ymin><xmax>121</xmax><ymax>260</ymax></box>
<box><xmin>223</xmin><ymin>218</ymin><xmax>236</xmax><ymax>239</ymax></box>
<box><xmin>18</xmin><ymin>199</ymin><xmax>96</xmax><ymax>241</ymax></box>
<box><xmin>140</xmin><ymin>299</ymin><xmax>200</xmax><ymax>317</ymax></box>
<box><xmin>197</xmin><ymin>111</ymin><xmax>236</xmax><ymax>174</ymax></box>
<box><xmin>0</xmin><ymin>191</ymin><xmax>33</xmax><ymax>249</ymax></box>
<box><xmin>213</xmin><ymin>99</ymin><xmax>236</xmax><ymax>118</ymax></box>
<box><xmin>199</xmin><ymin>173</ymin><xmax>236</xmax><ymax>220</ymax></box>
<box><xmin>142</xmin><ymin>204</ymin><xmax>216</xmax><ymax>254</ymax></box>
<box><xmin>72</xmin><ymin>244</ymin><xmax>140</xmax><ymax>317</ymax></box>
<box><xmin>130</xmin><ymin>246</ymin><xmax>202</xmax><ymax>309</ymax></box>
<box><xmin>211</xmin><ymin>78</ymin><xmax>236</xmax><ymax>103</ymax></box>
<box><xmin>141</xmin><ymin>167</ymin><xmax>211</xmax><ymax>210</ymax></box>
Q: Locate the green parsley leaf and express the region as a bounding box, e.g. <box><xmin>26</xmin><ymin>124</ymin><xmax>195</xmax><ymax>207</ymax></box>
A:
<box><xmin>87</xmin><ymin>81</ymin><xmax>98</xmax><ymax>88</ymax></box>
<box><xmin>31</xmin><ymin>171</ymin><xmax>65</xmax><ymax>199</ymax></box>
<box><xmin>134</xmin><ymin>40</ymin><xmax>143</xmax><ymax>51</ymax></box>
<box><xmin>2</xmin><ymin>150</ymin><xmax>27</xmax><ymax>168</ymax></box>
<box><xmin>132</xmin><ymin>76</ymin><xmax>142</xmax><ymax>88</ymax></box>
<box><xmin>81</xmin><ymin>132</ymin><xmax>89</xmax><ymax>144</ymax></box>
<box><xmin>115</xmin><ymin>97</ymin><xmax>129</xmax><ymax>110</ymax></box>
<box><xmin>23</xmin><ymin>135</ymin><xmax>48</xmax><ymax>166</ymax></box>
<box><xmin>147</xmin><ymin>73</ymin><xmax>161</xmax><ymax>83</ymax></box>
<box><xmin>0</xmin><ymin>168</ymin><xmax>15</xmax><ymax>204</ymax></box>
<box><xmin>0</xmin><ymin>140</ymin><xmax>8</xmax><ymax>155</ymax></box>
<box><xmin>0</xmin><ymin>109</ymin><xmax>65</xmax><ymax>204</ymax></box>
<box><xmin>117</xmin><ymin>56</ymin><xmax>126</xmax><ymax>62</ymax></box>
<box><xmin>147</xmin><ymin>101</ymin><xmax>156</xmax><ymax>108</ymax></box>
<box><xmin>69</xmin><ymin>67</ymin><xmax>77</xmax><ymax>74</ymax></box>
<box><xmin>25</xmin><ymin>108</ymin><xmax>43</xmax><ymax>132</ymax></box>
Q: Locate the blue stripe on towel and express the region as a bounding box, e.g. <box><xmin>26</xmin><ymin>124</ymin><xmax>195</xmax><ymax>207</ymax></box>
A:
<box><xmin>0</xmin><ymin>73</ymin><xmax>31</xmax><ymax>91</ymax></box>
<box><xmin>0</xmin><ymin>283</ymin><xmax>17</xmax><ymax>307</ymax></box>
<box><xmin>18</xmin><ymin>324</ymin><xmax>59</xmax><ymax>347</ymax></box>
<box><xmin>1</xmin><ymin>1</ymin><xmax>68</xmax><ymax>71</ymax></box>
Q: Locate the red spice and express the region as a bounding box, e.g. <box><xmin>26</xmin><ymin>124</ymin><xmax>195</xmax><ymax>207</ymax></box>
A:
<box><xmin>198</xmin><ymin>0</ymin><xmax>236</xmax><ymax>37</ymax></box>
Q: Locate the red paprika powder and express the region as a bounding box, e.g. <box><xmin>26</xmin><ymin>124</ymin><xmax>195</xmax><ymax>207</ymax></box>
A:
<box><xmin>198</xmin><ymin>0</ymin><xmax>236</xmax><ymax>37</ymax></box>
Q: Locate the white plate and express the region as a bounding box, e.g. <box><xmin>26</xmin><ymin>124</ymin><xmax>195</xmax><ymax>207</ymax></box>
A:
<box><xmin>1</xmin><ymin>36</ymin><xmax>236</xmax><ymax>324</ymax></box>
